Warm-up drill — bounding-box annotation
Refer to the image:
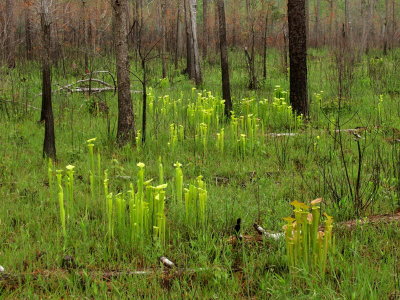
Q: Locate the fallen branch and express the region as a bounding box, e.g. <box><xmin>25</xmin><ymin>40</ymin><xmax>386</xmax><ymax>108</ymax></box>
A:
<box><xmin>335</xmin><ymin>211</ymin><xmax>400</xmax><ymax>229</ymax></box>
<box><xmin>227</xmin><ymin>211</ymin><xmax>400</xmax><ymax>244</ymax></box>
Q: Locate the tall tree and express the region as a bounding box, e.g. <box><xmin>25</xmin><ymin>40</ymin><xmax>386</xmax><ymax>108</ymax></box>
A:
<box><xmin>287</xmin><ymin>0</ymin><xmax>309</xmax><ymax>116</ymax></box>
<box><xmin>313</xmin><ymin>0</ymin><xmax>320</xmax><ymax>47</ymax></box>
<box><xmin>216</xmin><ymin>0</ymin><xmax>232</xmax><ymax>117</ymax></box>
<box><xmin>24</xmin><ymin>0</ymin><xmax>34</xmax><ymax>60</ymax></box>
<box><xmin>202</xmin><ymin>0</ymin><xmax>208</xmax><ymax>58</ymax></box>
<box><xmin>5</xmin><ymin>0</ymin><xmax>16</xmax><ymax>68</ymax></box>
<box><xmin>262</xmin><ymin>3</ymin><xmax>271</xmax><ymax>80</ymax></box>
<box><xmin>111</xmin><ymin>0</ymin><xmax>136</xmax><ymax>145</ymax></box>
<box><xmin>185</xmin><ymin>0</ymin><xmax>202</xmax><ymax>86</ymax></box>
<box><xmin>40</xmin><ymin>0</ymin><xmax>56</xmax><ymax>159</ymax></box>
<box><xmin>184</xmin><ymin>0</ymin><xmax>194</xmax><ymax>78</ymax></box>
<box><xmin>160</xmin><ymin>0</ymin><xmax>167</xmax><ymax>78</ymax></box>
<box><xmin>81</xmin><ymin>0</ymin><xmax>89</xmax><ymax>72</ymax></box>
<box><xmin>383</xmin><ymin>0</ymin><xmax>389</xmax><ymax>54</ymax></box>
<box><xmin>174</xmin><ymin>1</ymin><xmax>182</xmax><ymax>70</ymax></box>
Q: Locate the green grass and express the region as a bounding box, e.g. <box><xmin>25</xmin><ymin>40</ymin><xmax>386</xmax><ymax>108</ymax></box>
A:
<box><xmin>0</xmin><ymin>48</ymin><xmax>399</xmax><ymax>298</ymax></box>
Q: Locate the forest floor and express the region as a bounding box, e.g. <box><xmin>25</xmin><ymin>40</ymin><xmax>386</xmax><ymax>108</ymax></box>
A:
<box><xmin>0</xmin><ymin>49</ymin><xmax>399</xmax><ymax>298</ymax></box>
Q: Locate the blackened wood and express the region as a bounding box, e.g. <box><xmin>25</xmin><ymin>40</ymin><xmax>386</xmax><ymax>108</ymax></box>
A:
<box><xmin>287</xmin><ymin>0</ymin><xmax>309</xmax><ymax>116</ymax></box>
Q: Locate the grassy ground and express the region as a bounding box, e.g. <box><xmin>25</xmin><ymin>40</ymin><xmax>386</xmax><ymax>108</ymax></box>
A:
<box><xmin>0</xmin><ymin>48</ymin><xmax>399</xmax><ymax>298</ymax></box>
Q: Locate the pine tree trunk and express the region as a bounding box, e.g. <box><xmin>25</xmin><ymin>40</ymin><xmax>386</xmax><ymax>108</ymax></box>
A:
<box><xmin>288</xmin><ymin>0</ymin><xmax>309</xmax><ymax>117</ymax></box>
<box><xmin>184</xmin><ymin>0</ymin><xmax>194</xmax><ymax>78</ymax></box>
<box><xmin>188</xmin><ymin>0</ymin><xmax>202</xmax><ymax>86</ymax></box>
<box><xmin>25</xmin><ymin>1</ymin><xmax>33</xmax><ymax>60</ymax></box>
<box><xmin>217</xmin><ymin>0</ymin><xmax>232</xmax><ymax>117</ymax></box>
<box><xmin>82</xmin><ymin>0</ymin><xmax>89</xmax><ymax>72</ymax></box>
<box><xmin>383</xmin><ymin>0</ymin><xmax>389</xmax><ymax>54</ymax></box>
<box><xmin>314</xmin><ymin>0</ymin><xmax>320</xmax><ymax>47</ymax></box>
<box><xmin>40</xmin><ymin>1</ymin><xmax>56</xmax><ymax>159</ymax></box>
<box><xmin>112</xmin><ymin>0</ymin><xmax>136</xmax><ymax>145</ymax></box>
<box><xmin>174</xmin><ymin>3</ymin><xmax>181</xmax><ymax>70</ymax></box>
<box><xmin>202</xmin><ymin>0</ymin><xmax>208</xmax><ymax>58</ymax></box>
<box><xmin>263</xmin><ymin>12</ymin><xmax>269</xmax><ymax>80</ymax></box>
<box><xmin>161</xmin><ymin>0</ymin><xmax>167</xmax><ymax>78</ymax></box>
<box><xmin>5</xmin><ymin>0</ymin><xmax>16</xmax><ymax>68</ymax></box>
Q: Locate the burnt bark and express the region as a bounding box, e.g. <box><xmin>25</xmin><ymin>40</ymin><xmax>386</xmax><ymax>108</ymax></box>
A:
<box><xmin>313</xmin><ymin>0</ymin><xmax>320</xmax><ymax>47</ymax></box>
<box><xmin>288</xmin><ymin>0</ymin><xmax>309</xmax><ymax>117</ymax></box>
<box><xmin>25</xmin><ymin>1</ymin><xmax>33</xmax><ymax>60</ymax></box>
<box><xmin>383</xmin><ymin>0</ymin><xmax>389</xmax><ymax>54</ymax></box>
<box><xmin>216</xmin><ymin>0</ymin><xmax>232</xmax><ymax>118</ymax></box>
<box><xmin>184</xmin><ymin>0</ymin><xmax>194</xmax><ymax>78</ymax></box>
<box><xmin>5</xmin><ymin>0</ymin><xmax>16</xmax><ymax>68</ymax></box>
<box><xmin>202</xmin><ymin>0</ymin><xmax>208</xmax><ymax>58</ymax></box>
<box><xmin>111</xmin><ymin>0</ymin><xmax>136</xmax><ymax>145</ymax></box>
<box><xmin>262</xmin><ymin>11</ymin><xmax>269</xmax><ymax>80</ymax></box>
<box><xmin>188</xmin><ymin>0</ymin><xmax>202</xmax><ymax>86</ymax></box>
<box><xmin>40</xmin><ymin>1</ymin><xmax>56</xmax><ymax>159</ymax></box>
<box><xmin>82</xmin><ymin>0</ymin><xmax>89</xmax><ymax>72</ymax></box>
<box><xmin>161</xmin><ymin>0</ymin><xmax>167</xmax><ymax>78</ymax></box>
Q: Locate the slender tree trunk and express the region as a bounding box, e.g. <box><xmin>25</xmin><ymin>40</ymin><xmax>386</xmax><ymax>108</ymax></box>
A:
<box><xmin>232</xmin><ymin>0</ymin><xmax>240</xmax><ymax>48</ymax></box>
<box><xmin>141</xmin><ymin>58</ymin><xmax>147</xmax><ymax>143</ymax></box>
<box><xmin>111</xmin><ymin>0</ymin><xmax>136</xmax><ymax>145</ymax></box>
<box><xmin>40</xmin><ymin>0</ymin><xmax>56</xmax><ymax>159</ymax></box>
<box><xmin>391</xmin><ymin>0</ymin><xmax>396</xmax><ymax>49</ymax></box>
<box><xmin>82</xmin><ymin>0</ymin><xmax>89</xmax><ymax>72</ymax></box>
<box><xmin>361</xmin><ymin>0</ymin><xmax>368</xmax><ymax>52</ymax></box>
<box><xmin>216</xmin><ymin>0</ymin><xmax>232</xmax><ymax>118</ymax></box>
<box><xmin>188</xmin><ymin>0</ymin><xmax>202</xmax><ymax>86</ymax></box>
<box><xmin>366</xmin><ymin>0</ymin><xmax>376</xmax><ymax>53</ymax></box>
<box><xmin>383</xmin><ymin>0</ymin><xmax>389</xmax><ymax>54</ymax></box>
<box><xmin>202</xmin><ymin>0</ymin><xmax>208</xmax><ymax>58</ymax></box>
<box><xmin>283</xmin><ymin>25</ymin><xmax>289</xmax><ymax>78</ymax></box>
<box><xmin>328</xmin><ymin>0</ymin><xmax>334</xmax><ymax>46</ymax></box>
<box><xmin>263</xmin><ymin>11</ymin><xmax>269</xmax><ymax>80</ymax></box>
<box><xmin>314</xmin><ymin>0</ymin><xmax>320</xmax><ymax>47</ymax></box>
<box><xmin>25</xmin><ymin>1</ymin><xmax>33</xmax><ymax>60</ymax></box>
<box><xmin>161</xmin><ymin>0</ymin><xmax>167</xmax><ymax>78</ymax></box>
<box><xmin>5</xmin><ymin>0</ymin><xmax>16</xmax><ymax>68</ymax></box>
<box><xmin>184</xmin><ymin>0</ymin><xmax>194</xmax><ymax>78</ymax></box>
<box><xmin>174</xmin><ymin>3</ymin><xmax>181</xmax><ymax>70</ymax></box>
<box><xmin>288</xmin><ymin>0</ymin><xmax>309</xmax><ymax>117</ymax></box>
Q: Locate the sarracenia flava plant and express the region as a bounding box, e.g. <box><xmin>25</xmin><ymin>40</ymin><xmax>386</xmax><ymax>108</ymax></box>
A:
<box><xmin>56</xmin><ymin>170</ymin><xmax>67</xmax><ymax>245</ymax></box>
<box><xmin>283</xmin><ymin>198</ymin><xmax>334</xmax><ymax>277</ymax></box>
<box><xmin>103</xmin><ymin>162</ymin><xmax>168</xmax><ymax>249</ymax></box>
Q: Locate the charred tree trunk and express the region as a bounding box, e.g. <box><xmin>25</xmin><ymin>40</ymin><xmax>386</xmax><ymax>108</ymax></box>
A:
<box><xmin>25</xmin><ymin>1</ymin><xmax>33</xmax><ymax>60</ymax></box>
<box><xmin>391</xmin><ymin>0</ymin><xmax>396</xmax><ymax>49</ymax></box>
<box><xmin>282</xmin><ymin>25</ymin><xmax>289</xmax><ymax>78</ymax></box>
<box><xmin>40</xmin><ymin>1</ymin><xmax>56</xmax><ymax>159</ymax></box>
<box><xmin>161</xmin><ymin>0</ymin><xmax>167</xmax><ymax>78</ymax></box>
<box><xmin>262</xmin><ymin>12</ymin><xmax>269</xmax><ymax>80</ymax></box>
<box><xmin>82</xmin><ymin>0</ymin><xmax>89</xmax><ymax>72</ymax></box>
<box><xmin>314</xmin><ymin>0</ymin><xmax>320</xmax><ymax>47</ymax></box>
<box><xmin>141</xmin><ymin>58</ymin><xmax>147</xmax><ymax>143</ymax></box>
<box><xmin>245</xmin><ymin>1</ymin><xmax>257</xmax><ymax>89</ymax></box>
<box><xmin>188</xmin><ymin>0</ymin><xmax>202</xmax><ymax>86</ymax></box>
<box><xmin>202</xmin><ymin>0</ymin><xmax>208</xmax><ymax>58</ymax></box>
<box><xmin>112</xmin><ymin>0</ymin><xmax>136</xmax><ymax>145</ymax></box>
<box><xmin>174</xmin><ymin>3</ymin><xmax>181</xmax><ymax>70</ymax></box>
<box><xmin>383</xmin><ymin>0</ymin><xmax>389</xmax><ymax>54</ymax></box>
<box><xmin>184</xmin><ymin>0</ymin><xmax>194</xmax><ymax>78</ymax></box>
<box><xmin>216</xmin><ymin>0</ymin><xmax>232</xmax><ymax>118</ymax></box>
<box><xmin>288</xmin><ymin>0</ymin><xmax>309</xmax><ymax>117</ymax></box>
<box><xmin>5</xmin><ymin>0</ymin><xmax>16</xmax><ymax>68</ymax></box>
